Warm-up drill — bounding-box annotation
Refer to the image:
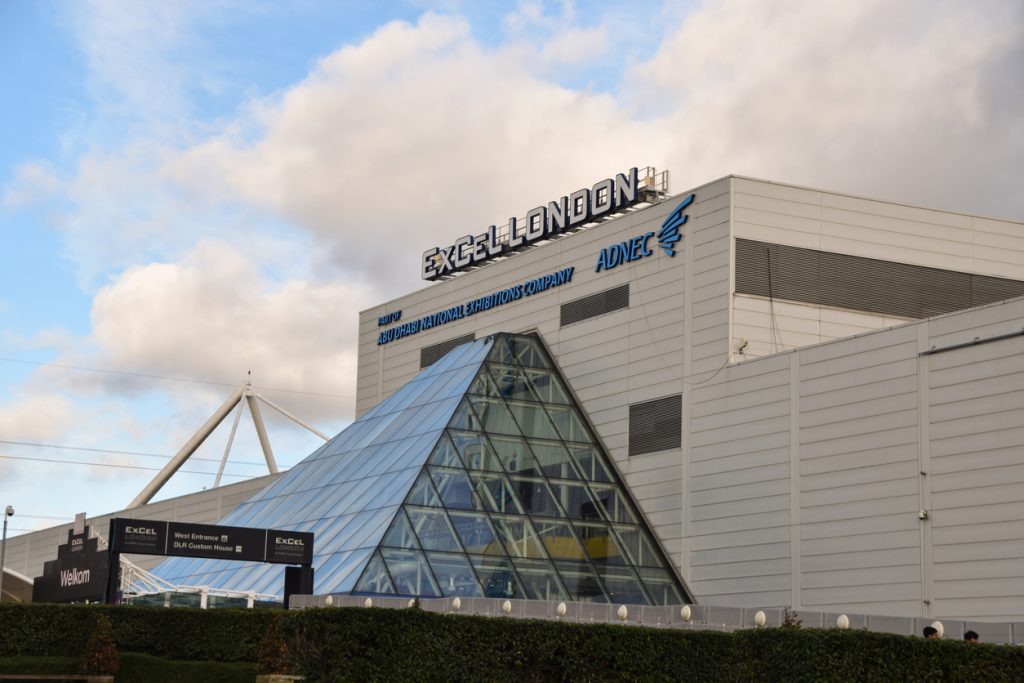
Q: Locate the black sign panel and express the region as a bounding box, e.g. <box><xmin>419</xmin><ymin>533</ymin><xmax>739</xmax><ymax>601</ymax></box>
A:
<box><xmin>33</xmin><ymin>527</ymin><xmax>109</xmax><ymax>604</ymax></box>
<box><xmin>265</xmin><ymin>529</ymin><xmax>314</xmax><ymax>565</ymax></box>
<box><xmin>108</xmin><ymin>518</ymin><xmax>313</xmax><ymax>565</ymax></box>
<box><xmin>167</xmin><ymin>521</ymin><xmax>267</xmax><ymax>561</ymax></box>
<box><xmin>111</xmin><ymin>518</ymin><xmax>168</xmax><ymax>555</ymax></box>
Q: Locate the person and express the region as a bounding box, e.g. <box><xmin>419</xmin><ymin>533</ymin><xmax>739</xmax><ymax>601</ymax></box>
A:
<box><xmin>923</xmin><ymin>626</ymin><xmax>939</xmax><ymax>639</ymax></box>
<box><xmin>964</xmin><ymin>630</ymin><xmax>979</xmax><ymax>643</ymax></box>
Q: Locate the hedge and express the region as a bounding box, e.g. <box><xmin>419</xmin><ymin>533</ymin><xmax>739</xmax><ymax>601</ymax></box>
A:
<box><xmin>0</xmin><ymin>654</ymin><xmax>255</xmax><ymax>683</ymax></box>
<box><xmin>0</xmin><ymin>604</ymin><xmax>274</xmax><ymax>662</ymax></box>
<box><xmin>3</xmin><ymin>604</ymin><xmax>1023</xmax><ymax>682</ymax></box>
<box><xmin>280</xmin><ymin>607</ymin><xmax>1024</xmax><ymax>683</ymax></box>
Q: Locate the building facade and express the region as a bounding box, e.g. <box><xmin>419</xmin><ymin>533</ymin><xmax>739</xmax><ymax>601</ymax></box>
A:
<box><xmin>360</xmin><ymin>173</ymin><xmax>1024</xmax><ymax>620</ymax></box>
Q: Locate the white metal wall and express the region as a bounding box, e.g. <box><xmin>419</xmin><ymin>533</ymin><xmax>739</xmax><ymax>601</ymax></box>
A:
<box><xmin>730</xmin><ymin>177</ymin><xmax>1024</xmax><ymax>360</ymax></box>
<box><xmin>358</xmin><ymin>176</ymin><xmax>735</xmax><ymax>575</ymax></box>
<box><xmin>688</xmin><ymin>296</ymin><xmax>1024</xmax><ymax>620</ymax></box>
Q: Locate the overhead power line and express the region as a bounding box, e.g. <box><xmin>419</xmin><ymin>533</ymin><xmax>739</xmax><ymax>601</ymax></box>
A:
<box><xmin>0</xmin><ymin>438</ymin><xmax>269</xmax><ymax>467</ymax></box>
<box><xmin>0</xmin><ymin>356</ymin><xmax>354</xmax><ymax>399</ymax></box>
<box><xmin>0</xmin><ymin>452</ymin><xmax>261</xmax><ymax>478</ymax></box>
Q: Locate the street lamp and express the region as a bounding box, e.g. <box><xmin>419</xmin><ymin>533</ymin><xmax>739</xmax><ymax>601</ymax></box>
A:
<box><xmin>0</xmin><ymin>505</ymin><xmax>13</xmax><ymax>604</ymax></box>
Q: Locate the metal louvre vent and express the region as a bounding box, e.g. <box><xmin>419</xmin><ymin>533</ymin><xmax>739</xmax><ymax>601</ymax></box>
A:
<box><xmin>560</xmin><ymin>284</ymin><xmax>630</xmax><ymax>326</ymax></box>
<box><xmin>735</xmin><ymin>239</ymin><xmax>1024</xmax><ymax>319</ymax></box>
<box><xmin>420</xmin><ymin>333</ymin><xmax>476</xmax><ymax>369</ymax></box>
<box><xmin>628</xmin><ymin>394</ymin><xmax>682</xmax><ymax>457</ymax></box>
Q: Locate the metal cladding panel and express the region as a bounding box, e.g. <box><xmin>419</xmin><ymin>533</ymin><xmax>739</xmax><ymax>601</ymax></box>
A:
<box><xmin>626</xmin><ymin>395</ymin><xmax>682</xmax><ymax>457</ymax></box>
<box><xmin>560</xmin><ymin>284</ymin><xmax>630</xmax><ymax>326</ymax></box>
<box><xmin>735</xmin><ymin>239</ymin><xmax>1024</xmax><ymax>319</ymax></box>
<box><xmin>421</xmin><ymin>333</ymin><xmax>476</xmax><ymax>369</ymax></box>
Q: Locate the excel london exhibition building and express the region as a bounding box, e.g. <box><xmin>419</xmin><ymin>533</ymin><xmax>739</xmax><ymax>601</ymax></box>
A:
<box><xmin>7</xmin><ymin>167</ymin><xmax>1024</xmax><ymax>622</ymax></box>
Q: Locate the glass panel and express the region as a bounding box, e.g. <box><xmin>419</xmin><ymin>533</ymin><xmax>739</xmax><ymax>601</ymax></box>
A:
<box><xmin>533</xmin><ymin>518</ymin><xmax>587</xmax><ymax>560</ymax></box>
<box><xmin>589</xmin><ymin>485</ymin><xmax>638</xmax><ymax>524</ymax></box>
<box><xmin>405</xmin><ymin>471</ymin><xmax>442</xmax><ymax>507</ymax></box>
<box><xmin>590</xmin><ymin>565</ymin><xmax>650</xmax><ymax>605</ymax></box>
<box><xmin>506</xmin><ymin>400</ymin><xmax>560</xmax><ymax>439</ymax></box>
<box><xmin>405</xmin><ymin>507</ymin><xmax>462</xmax><ymax>552</ymax></box>
<box><xmin>380</xmin><ymin>509</ymin><xmax>420</xmax><ymax>549</ymax></box>
<box><xmin>574</xmin><ymin>521</ymin><xmax>629</xmax><ymax>566</ymax></box>
<box><xmin>427</xmin><ymin>433</ymin><xmax>463</xmax><ymax>467</ymax></box>
<box><xmin>547</xmin><ymin>480</ymin><xmax>604</xmax><ymax>520</ymax></box>
<box><xmin>353</xmin><ymin>551</ymin><xmax>396</xmax><ymax>594</ymax></box>
<box><xmin>528</xmin><ymin>439</ymin><xmax>581</xmax><ymax>480</ymax></box>
<box><xmin>509</xmin><ymin>335</ymin><xmax>550</xmax><ymax>368</ymax></box>
<box><xmin>468</xmin><ymin>396</ymin><xmax>522</xmax><ymax>435</ymax></box>
<box><xmin>553</xmin><ymin>561</ymin><xmax>607</xmax><ymax>602</ymax></box>
<box><xmin>523</xmin><ymin>367</ymin><xmax>570</xmax><ymax>404</ymax></box>
<box><xmin>428</xmin><ymin>467</ymin><xmax>482</xmax><ymax>510</ymax></box>
<box><xmin>490</xmin><ymin>435</ymin><xmax>543</xmax><ymax>477</ymax></box>
<box><xmin>448</xmin><ymin>398</ymin><xmax>483</xmax><ymax>431</ymax></box>
<box><xmin>448</xmin><ymin>511</ymin><xmax>504</xmax><ymax>556</ymax></box>
<box><xmin>472</xmin><ymin>473</ymin><xmax>524</xmax><ymax>515</ymax></box>
<box><xmin>614</xmin><ymin>525</ymin><xmax>662</xmax><ymax>568</ymax></box>
<box><xmin>487</xmin><ymin>363</ymin><xmax>540</xmax><ymax>402</ymax></box>
<box><xmin>486</xmin><ymin>336</ymin><xmax>516</xmax><ymax>364</ymax></box>
<box><xmin>508</xmin><ymin>476</ymin><xmax>564</xmax><ymax>517</ymax></box>
<box><xmin>426</xmin><ymin>551</ymin><xmax>483</xmax><ymax>597</ymax></box>
<box><xmin>566</xmin><ymin>444</ymin><xmax>613</xmax><ymax>483</ymax></box>
<box><xmin>470</xmin><ymin>556</ymin><xmax>526</xmax><ymax>599</ymax></box>
<box><xmin>449</xmin><ymin>430</ymin><xmax>503</xmax><ymax>472</ymax></box>
<box><xmin>380</xmin><ymin>548</ymin><xmax>440</xmax><ymax>597</ymax></box>
<box><xmin>467</xmin><ymin>367</ymin><xmax>502</xmax><ymax>397</ymax></box>
<box><xmin>637</xmin><ymin>567</ymin><xmax>687</xmax><ymax>606</ymax></box>
<box><xmin>545</xmin><ymin>404</ymin><xmax>593</xmax><ymax>443</ymax></box>
<box><xmin>512</xmin><ymin>558</ymin><xmax>569</xmax><ymax>601</ymax></box>
<box><xmin>491</xmin><ymin>514</ymin><xmax>547</xmax><ymax>559</ymax></box>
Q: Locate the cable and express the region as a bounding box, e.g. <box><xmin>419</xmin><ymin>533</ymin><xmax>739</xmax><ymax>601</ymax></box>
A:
<box><xmin>0</xmin><ymin>439</ymin><xmax>268</xmax><ymax>467</ymax></box>
<box><xmin>0</xmin><ymin>356</ymin><xmax>354</xmax><ymax>399</ymax></box>
<box><xmin>0</xmin><ymin>453</ymin><xmax>253</xmax><ymax>478</ymax></box>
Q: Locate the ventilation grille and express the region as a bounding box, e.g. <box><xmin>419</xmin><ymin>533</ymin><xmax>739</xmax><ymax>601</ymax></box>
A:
<box><xmin>735</xmin><ymin>239</ymin><xmax>1024</xmax><ymax>319</ymax></box>
<box><xmin>629</xmin><ymin>394</ymin><xmax>682</xmax><ymax>457</ymax></box>
<box><xmin>420</xmin><ymin>333</ymin><xmax>476</xmax><ymax>369</ymax></box>
<box><xmin>560</xmin><ymin>284</ymin><xmax>630</xmax><ymax>326</ymax></box>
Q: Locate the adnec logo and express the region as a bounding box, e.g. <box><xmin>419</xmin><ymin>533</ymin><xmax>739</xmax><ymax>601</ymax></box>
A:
<box><xmin>594</xmin><ymin>194</ymin><xmax>695</xmax><ymax>272</ymax></box>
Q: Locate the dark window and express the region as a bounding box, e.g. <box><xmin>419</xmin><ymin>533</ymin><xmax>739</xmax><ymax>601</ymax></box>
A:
<box><xmin>628</xmin><ymin>395</ymin><xmax>682</xmax><ymax>456</ymax></box>
<box><xmin>560</xmin><ymin>284</ymin><xmax>630</xmax><ymax>326</ymax></box>
<box><xmin>735</xmin><ymin>239</ymin><xmax>1024</xmax><ymax>319</ymax></box>
<box><xmin>421</xmin><ymin>333</ymin><xmax>476</xmax><ymax>369</ymax></box>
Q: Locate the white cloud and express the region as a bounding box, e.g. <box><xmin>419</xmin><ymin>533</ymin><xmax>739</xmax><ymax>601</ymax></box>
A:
<box><xmin>88</xmin><ymin>239</ymin><xmax>371</xmax><ymax>421</ymax></box>
<box><xmin>167</xmin><ymin>13</ymin><xmax>662</xmax><ymax>295</ymax></box>
<box><xmin>3</xmin><ymin>163</ymin><xmax>65</xmax><ymax>209</ymax></box>
<box><xmin>632</xmin><ymin>0</ymin><xmax>1024</xmax><ymax>216</ymax></box>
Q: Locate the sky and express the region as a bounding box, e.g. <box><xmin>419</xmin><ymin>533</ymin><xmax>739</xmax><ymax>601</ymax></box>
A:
<box><xmin>1</xmin><ymin>0</ymin><xmax>1023</xmax><ymax>537</ymax></box>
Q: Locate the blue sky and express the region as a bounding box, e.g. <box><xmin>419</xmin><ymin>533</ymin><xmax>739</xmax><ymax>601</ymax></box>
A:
<box><xmin>1</xmin><ymin>0</ymin><xmax>1022</xmax><ymax>536</ymax></box>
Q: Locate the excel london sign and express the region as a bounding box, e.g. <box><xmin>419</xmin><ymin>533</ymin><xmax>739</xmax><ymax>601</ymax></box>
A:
<box><xmin>422</xmin><ymin>167</ymin><xmax>645</xmax><ymax>280</ymax></box>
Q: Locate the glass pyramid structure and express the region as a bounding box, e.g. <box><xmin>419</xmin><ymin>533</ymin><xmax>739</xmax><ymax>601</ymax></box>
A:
<box><xmin>152</xmin><ymin>333</ymin><xmax>692</xmax><ymax>605</ymax></box>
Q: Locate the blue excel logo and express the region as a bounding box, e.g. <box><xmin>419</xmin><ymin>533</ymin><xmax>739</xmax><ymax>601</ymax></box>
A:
<box><xmin>657</xmin><ymin>193</ymin><xmax>694</xmax><ymax>257</ymax></box>
<box><xmin>594</xmin><ymin>193</ymin><xmax>696</xmax><ymax>272</ymax></box>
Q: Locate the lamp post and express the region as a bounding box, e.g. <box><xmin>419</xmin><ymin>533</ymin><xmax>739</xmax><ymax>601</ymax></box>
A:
<box><xmin>0</xmin><ymin>505</ymin><xmax>13</xmax><ymax>603</ymax></box>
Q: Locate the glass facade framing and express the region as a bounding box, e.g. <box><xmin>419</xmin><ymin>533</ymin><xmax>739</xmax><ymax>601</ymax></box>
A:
<box><xmin>351</xmin><ymin>334</ymin><xmax>690</xmax><ymax>606</ymax></box>
<box><xmin>151</xmin><ymin>333</ymin><xmax>691</xmax><ymax>606</ymax></box>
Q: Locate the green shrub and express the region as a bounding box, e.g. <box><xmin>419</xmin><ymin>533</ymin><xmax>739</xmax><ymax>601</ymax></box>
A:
<box><xmin>4</xmin><ymin>603</ymin><xmax>1024</xmax><ymax>682</ymax></box>
<box><xmin>78</xmin><ymin>612</ymin><xmax>120</xmax><ymax>675</ymax></box>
